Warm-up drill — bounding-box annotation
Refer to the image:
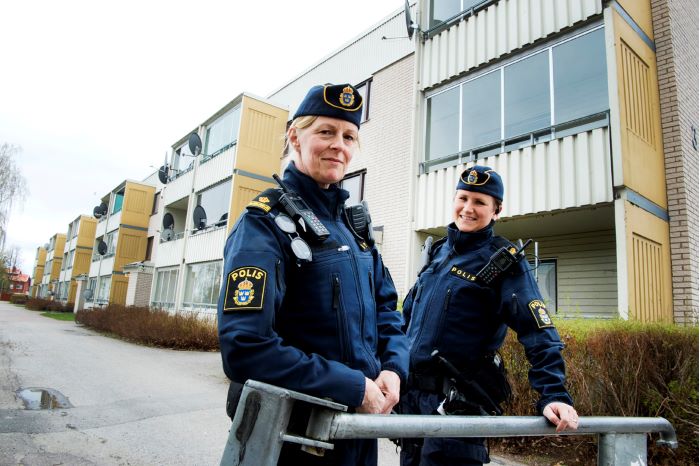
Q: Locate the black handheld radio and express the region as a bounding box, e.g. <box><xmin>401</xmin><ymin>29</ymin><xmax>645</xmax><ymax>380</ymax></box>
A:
<box><xmin>476</xmin><ymin>239</ymin><xmax>532</xmax><ymax>285</ymax></box>
<box><xmin>273</xmin><ymin>174</ymin><xmax>330</xmax><ymax>243</ymax></box>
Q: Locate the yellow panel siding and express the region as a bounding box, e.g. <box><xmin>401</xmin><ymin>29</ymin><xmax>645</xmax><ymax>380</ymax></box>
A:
<box><xmin>228</xmin><ymin>177</ymin><xmax>276</xmax><ymax>232</ymax></box>
<box><xmin>77</xmin><ymin>217</ymin><xmax>97</xmax><ymax>248</ymax></box>
<box><xmin>616</xmin><ymin>0</ymin><xmax>654</xmax><ymax>40</ymax></box>
<box><xmin>114</xmin><ymin>228</ymin><xmax>147</xmax><ymax>272</ymax></box>
<box><xmin>67</xmin><ymin>281</ymin><xmax>77</xmax><ymax>304</ymax></box>
<box><xmin>110</xmin><ymin>275</ymin><xmax>128</xmax><ymax>306</ymax></box>
<box><xmin>612</xmin><ymin>10</ymin><xmax>666</xmax><ymax>208</ymax></box>
<box><xmin>235</xmin><ymin>96</ymin><xmax>288</xmax><ymax>176</ymax></box>
<box><xmin>625</xmin><ymin>202</ymin><xmax>673</xmax><ymax>323</ymax></box>
<box><xmin>121</xmin><ymin>182</ymin><xmax>156</xmax><ymax>228</ymax></box>
<box><xmin>72</xmin><ymin>249</ymin><xmax>92</xmax><ymax>277</ymax></box>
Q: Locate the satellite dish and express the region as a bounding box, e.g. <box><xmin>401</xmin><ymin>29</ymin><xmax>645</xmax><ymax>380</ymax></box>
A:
<box><xmin>97</xmin><ymin>240</ymin><xmax>108</xmax><ymax>256</ymax></box>
<box><xmin>162</xmin><ymin>212</ymin><xmax>175</xmax><ymax>230</ymax></box>
<box><xmin>193</xmin><ymin>205</ymin><xmax>207</xmax><ymax>230</ymax></box>
<box><xmin>93</xmin><ymin>205</ymin><xmax>103</xmax><ymax>218</ymax></box>
<box><xmin>161</xmin><ymin>228</ymin><xmax>174</xmax><ymax>242</ymax></box>
<box><xmin>405</xmin><ymin>0</ymin><xmax>417</xmax><ymax>40</ymax></box>
<box><xmin>158</xmin><ymin>165</ymin><xmax>169</xmax><ymax>184</ymax></box>
<box><xmin>188</xmin><ymin>133</ymin><xmax>203</xmax><ymax>157</ymax></box>
<box><xmin>99</xmin><ymin>202</ymin><xmax>108</xmax><ymax>216</ymax></box>
<box><xmin>43</xmin><ymin>243</ymin><xmax>49</xmax><ymax>250</ymax></box>
<box><xmin>83</xmin><ymin>288</ymin><xmax>93</xmax><ymax>300</ymax></box>
<box><xmin>216</xmin><ymin>212</ymin><xmax>228</xmax><ymax>227</ymax></box>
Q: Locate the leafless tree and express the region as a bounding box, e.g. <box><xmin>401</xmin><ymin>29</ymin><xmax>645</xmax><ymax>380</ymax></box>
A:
<box><xmin>0</xmin><ymin>143</ymin><xmax>29</xmax><ymax>251</ymax></box>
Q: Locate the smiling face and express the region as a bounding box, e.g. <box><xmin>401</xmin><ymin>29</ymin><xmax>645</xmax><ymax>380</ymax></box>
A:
<box><xmin>453</xmin><ymin>189</ymin><xmax>500</xmax><ymax>232</ymax></box>
<box><xmin>288</xmin><ymin>116</ymin><xmax>359</xmax><ymax>188</ymax></box>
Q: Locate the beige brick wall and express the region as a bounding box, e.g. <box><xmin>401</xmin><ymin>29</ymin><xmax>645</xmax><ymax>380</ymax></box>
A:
<box><xmin>348</xmin><ymin>54</ymin><xmax>415</xmax><ymax>298</ymax></box>
<box><xmin>651</xmin><ymin>0</ymin><xmax>699</xmax><ymax>324</ymax></box>
<box><xmin>125</xmin><ymin>270</ymin><xmax>154</xmax><ymax>308</ymax></box>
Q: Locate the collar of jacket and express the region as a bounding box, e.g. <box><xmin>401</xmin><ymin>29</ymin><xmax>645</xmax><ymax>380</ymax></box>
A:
<box><xmin>446</xmin><ymin>221</ymin><xmax>495</xmax><ymax>254</ymax></box>
<box><xmin>283</xmin><ymin>161</ymin><xmax>350</xmax><ymax>219</ymax></box>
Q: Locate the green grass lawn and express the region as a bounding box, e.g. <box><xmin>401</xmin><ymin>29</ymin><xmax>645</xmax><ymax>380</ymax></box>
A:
<box><xmin>41</xmin><ymin>312</ymin><xmax>75</xmax><ymax>321</ymax></box>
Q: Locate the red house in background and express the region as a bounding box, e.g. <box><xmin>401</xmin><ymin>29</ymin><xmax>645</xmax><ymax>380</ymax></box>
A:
<box><xmin>3</xmin><ymin>267</ymin><xmax>30</xmax><ymax>298</ymax></box>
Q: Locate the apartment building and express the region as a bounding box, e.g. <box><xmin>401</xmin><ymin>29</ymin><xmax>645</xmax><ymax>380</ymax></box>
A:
<box><xmin>39</xmin><ymin>233</ymin><xmax>66</xmax><ymax>298</ymax></box>
<box><xmin>56</xmin><ymin>215</ymin><xmax>97</xmax><ymax>304</ymax></box>
<box><xmin>143</xmin><ymin>93</ymin><xmax>287</xmax><ymax>314</ymax></box>
<box><xmin>29</xmin><ymin>246</ymin><xmax>46</xmax><ymax>298</ymax></box>
<box><xmin>408</xmin><ymin>0</ymin><xmax>697</xmax><ymax>323</ymax></box>
<box><xmin>83</xmin><ymin>180</ymin><xmax>155</xmax><ymax>307</ymax></box>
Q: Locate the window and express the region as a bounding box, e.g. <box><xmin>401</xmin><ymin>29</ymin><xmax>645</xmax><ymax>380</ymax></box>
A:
<box><xmin>195</xmin><ymin>180</ymin><xmax>232</xmax><ymax>230</ymax></box>
<box><xmin>67</xmin><ymin>250</ymin><xmax>74</xmax><ymax>269</ymax></box>
<box><xmin>356</xmin><ymin>80</ymin><xmax>371</xmax><ymax>123</ymax></box>
<box><xmin>182</xmin><ymin>261</ymin><xmax>223</xmax><ymax>312</ymax></box>
<box><xmin>96</xmin><ymin>275</ymin><xmax>111</xmax><ymax>304</ymax></box>
<box><xmin>105</xmin><ymin>231</ymin><xmax>117</xmax><ymax>256</ymax></box>
<box><xmin>174</xmin><ymin>142</ymin><xmax>195</xmax><ymax>173</ymax></box>
<box><xmin>426</xmin><ymin>86</ymin><xmax>460</xmax><ymax>161</ymax></box>
<box><xmin>152</xmin><ymin>267</ymin><xmax>179</xmax><ymax>310</ymax></box>
<box><xmin>113</xmin><ymin>191</ymin><xmax>124</xmax><ymax>214</ymax></box>
<box><xmin>145</xmin><ymin>237</ymin><xmax>153</xmax><ymax>261</ymax></box>
<box><xmin>87</xmin><ymin>277</ymin><xmax>97</xmax><ymax>302</ymax></box>
<box><xmin>341</xmin><ymin>171</ymin><xmax>366</xmax><ymax>205</ymax></box>
<box><xmin>428</xmin><ymin>0</ymin><xmax>484</xmax><ymax>29</ymax></box>
<box><xmin>204</xmin><ymin>106</ymin><xmax>241</xmax><ymax>159</ymax></box>
<box><xmin>152</xmin><ymin>192</ymin><xmax>160</xmax><ymax>215</ymax></box>
<box><xmin>424</xmin><ymin>27</ymin><xmax>608</xmax><ymax>164</ymax></box>
<box><xmin>534</xmin><ymin>259</ymin><xmax>557</xmax><ymax>313</ymax></box>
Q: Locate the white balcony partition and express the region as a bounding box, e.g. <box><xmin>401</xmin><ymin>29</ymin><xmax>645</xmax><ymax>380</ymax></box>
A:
<box><xmin>162</xmin><ymin>169</ymin><xmax>194</xmax><ymax>206</ymax></box>
<box><xmin>89</xmin><ymin>260</ymin><xmax>101</xmax><ymax>277</ymax></box>
<box><xmin>421</xmin><ymin>0</ymin><xmax>602</xmax><ymax>90</ymax></box>
<box><xmin>195</xmin><ymin>147</ymin><xmax>235</xmax><ymax>193</ymax></box>
<box><xmin>185</xmin><ymin>227</ymin><xmax>227</xmax><ymax>264</ymax></box>
<box><xmin>155</xmin><ymin>237</ymin><xmax>185</xmax><ymax>268</ymax></box>
<box><xmin>95</xmin><ymin>218</ymin><xmax>107</xmax><ymax>237</ymax></box>
<box><xmin>106</xmin><ymin>211</ymin><xmax>122</xmax><ymax>232</ymax></box>
<box><xmin>415</xmin><ymin>127</ymin><xmax>611</xmax><ymax>230</ymax></box>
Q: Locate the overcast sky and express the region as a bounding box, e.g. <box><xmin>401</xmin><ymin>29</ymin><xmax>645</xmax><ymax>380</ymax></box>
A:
<box><xmin>0</xmin><ymin>0</ymin><xmax>403</xmax><ymax>274</ymax></box>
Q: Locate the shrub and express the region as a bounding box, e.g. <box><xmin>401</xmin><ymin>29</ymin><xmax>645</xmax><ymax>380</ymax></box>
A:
<box><xmin>25</xmin><ymin>297</ymin><xmax>53</xmax><ymax>311</ymax></box>
<box><xmin>76</xmin><ymin>304</ymin><xmax>219</xmax><ymax>351</ymax></box>
<box><xmin>10</xmin><ymin>293</ymin><xmax>28</xmax><ymax>305</ymax></box>
<box><xmin>496</xmin><ymin>319</ymin><xmax>698</xmax><ymax>465</ymax></box>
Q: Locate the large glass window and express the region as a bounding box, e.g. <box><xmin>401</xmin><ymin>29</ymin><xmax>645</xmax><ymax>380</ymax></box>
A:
<box><xmin>105</xmin><ymin>231</ymin><xmax>117</xmax><ymax>256</ymax></box>
<box><xmin>96</xmin><ymin>275</ymin><xmax>111</xmax><ymax>304</ymax></box>
<box><xmin>113</xmin><ymin>191</ymin><xmax>124</xmax><ymax>214</ymax></box>
<box><xmin>426</xmin><ymin>86</ymin><xmax>459</xmax><ymax>161</ymax></box>
<box><xmin>204</xmin><ymin>106</ymin><xmax>241</xmax><ymax>158</ymax></box>
<box><xmin>461</xmin><ymin>70</ymin><xmax>501</xmax><ymax>151</ymax></box>
<box><xmin>87</xmin><ymin>277</ymin><xmax>97</xmax><ymax>302</ymax></box>
<box><xmin>553</xmin><ymin>28</ymin><xmax>608</xmax><ymax>124</ymax></box>
<box><xmin>341</xmin><ymin>171</ymin><xmax>366</xmax><ymax>205</ymax></box>
<box><xmin>195</xmin><ymin>180</ymin><xmax>231</xmax><ymax>229</ymax></box>
<box><xmin>152</xmin><ymin>268</ymin><xmax>179</xmax><ymax>310</ymax></box>
<box><xmin>504</xmin><ymin>51</ymin><xmax>550</xmax><ymax>138</ymax></box>
<box><xmin>356</xmin><ymin>80</ymin><xmax>371</xmax><ymax>123</ymax></box>
<box><xmin>424</xmin><ymin>26</ymin><xmax>608</xmax><ymax>164</ymax></box>
<box><xmin>182</xmin><ymin>261</ymin><xmax>223</xmax><ymax>312</ymax></box>
<box><xmin>535</xmin><ymin>259</ymin><xmax>557</xmax><ymax>312</ymax></box>
<box><xmin>428</xmin><ymin>0</ymin><xmax>483</xmax><ymax>29</ymax></box>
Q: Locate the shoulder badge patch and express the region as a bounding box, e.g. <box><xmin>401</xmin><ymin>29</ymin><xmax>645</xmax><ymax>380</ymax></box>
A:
<box><xmin>246</xmin><ymin>189</ymin><xmax>281</xmax><ymax>213</ymax></box>
<box><xmin>223</xmin><ymin>267</ymin><xmax>267</xmax><ymax>312</ymax></box>
<box><xmin>528</xmin><ymin>299</ymin><xmax>554</xmax><ymax>329</ymax></box>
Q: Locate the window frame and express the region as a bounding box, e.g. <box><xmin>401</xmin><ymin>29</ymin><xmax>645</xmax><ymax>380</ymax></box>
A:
<box><xmin>340</xmin><ymin>169</ymin><xmax>367</xmax><ymax>205</ymax></box>
<box><xmin>422</xmin><ymin>22</ymin><xmax>608</xmax><ymax>172</ymax></box>
<box><xmin>181</xmin><ymin>260</ymin><xmax>223</xmax><ymax>312</ymax></box>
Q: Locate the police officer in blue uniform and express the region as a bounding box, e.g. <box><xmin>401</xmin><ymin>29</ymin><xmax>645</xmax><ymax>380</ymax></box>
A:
<box><xmin>399</xmin><ymin>166</ymin><xmax>578</xmax><ymax>465</ymax></box>
<box><xmin>218</xmin><ymin>83</ymin><xmax>409</xmax><ymax>466</ymax></box>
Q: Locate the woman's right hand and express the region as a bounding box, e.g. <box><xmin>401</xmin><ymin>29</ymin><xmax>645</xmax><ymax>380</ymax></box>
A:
<box><xmin>357</xmin><ymin>377</ymin><xmax>386</xmax><ymax>414</ymax></box>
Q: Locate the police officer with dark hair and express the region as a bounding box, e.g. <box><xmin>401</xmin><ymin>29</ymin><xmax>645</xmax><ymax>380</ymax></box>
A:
<box><xmin>217</xmin><ymin>83</ymin><xmax>408</xmax><ymax>466</ymax></box>
<box><xmin>398</xmin><ymin>166</ymin><xmax>578</xmax><ymax>465</ymax></box>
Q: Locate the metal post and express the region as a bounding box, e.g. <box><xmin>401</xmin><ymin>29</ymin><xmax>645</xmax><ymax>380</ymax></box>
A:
<box><xmin>598</xmin><ymin>433</ymin><xmax>648</xmax><ymax>466</ymax></box>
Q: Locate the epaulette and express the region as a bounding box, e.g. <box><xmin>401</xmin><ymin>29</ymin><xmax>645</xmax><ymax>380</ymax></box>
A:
<box><xmin>246</xmin><ymin>188</ymin><xmax>282</xmax><ymax>213</ymax></box>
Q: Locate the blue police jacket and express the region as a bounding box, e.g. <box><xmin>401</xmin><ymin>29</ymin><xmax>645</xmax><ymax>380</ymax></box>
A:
<box><xmin>218</xmin><ymin>162</ymin><xmax>408</xmax><ymax>408</ymax></box>
<box><xmin>403</xmin><ymin>223</ymin><xmax>573</xmax><ymax>412</ymax></box>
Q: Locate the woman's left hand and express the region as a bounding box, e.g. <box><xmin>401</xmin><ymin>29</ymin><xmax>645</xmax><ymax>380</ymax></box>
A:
<box><xmin>543</xmin><ymin>402</ymin><xmax>579</xmax><ymax>432</ymax></box>
<box><xmin>374</xmin><ymin>370</ymin><xmax>401</xmax><ymax>414</ymax></box>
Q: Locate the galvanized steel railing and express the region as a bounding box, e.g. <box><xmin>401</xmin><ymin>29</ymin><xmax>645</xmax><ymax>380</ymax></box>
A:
<box><xmin>221</xmin><ymin>380</ymin><xmax>677</xmax><ymax>466</ymax></box>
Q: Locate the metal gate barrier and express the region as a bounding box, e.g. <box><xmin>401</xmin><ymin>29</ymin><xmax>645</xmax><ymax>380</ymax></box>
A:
<box><xmin>221</xmin><ymin>380</ymin><xmax>678</xmax><ymax>466</ymax></box>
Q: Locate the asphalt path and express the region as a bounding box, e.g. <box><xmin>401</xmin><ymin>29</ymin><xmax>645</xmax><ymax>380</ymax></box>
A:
<box><xmin>0</xmin><ymin>302</ymin><xmax>406</xmax><ymax>465</ymax></box>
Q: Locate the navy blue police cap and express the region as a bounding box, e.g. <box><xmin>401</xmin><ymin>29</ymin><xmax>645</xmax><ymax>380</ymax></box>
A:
<box><xmin>293</xmin><ymin>83</ymin><xmax>364</xmax><ymax>128</ymax></box>
<box><xmin>456</xmin><ymin>165</ymin><xmax>504</xmax><ymax>201</ymax></box>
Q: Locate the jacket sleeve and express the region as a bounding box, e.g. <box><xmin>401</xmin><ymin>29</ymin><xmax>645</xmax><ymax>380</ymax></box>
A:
<box><xmin>500</xmin><ymin>260</ymin><xmax>574</xmax><ymax>413</ymax></box>
<box><xmin>217</xmin><ymin>211</ymin><xmax>366</xmax><ymax>408</ymax></box>
<box><xmin>372</xmin><ymin>249</ymin><xmax>409</xmax><ymax>385</ymax></box>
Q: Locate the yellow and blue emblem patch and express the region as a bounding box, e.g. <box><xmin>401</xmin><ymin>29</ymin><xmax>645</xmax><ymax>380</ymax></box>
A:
<box><xmin>224</xmin><ymin>267</ymin><xmax>267</xmax><ymax>312</ymax></box>
<box><xmin>528</xmin><ymin>299</ymin><xmax>554</xmax><ymax>329</ymax></box>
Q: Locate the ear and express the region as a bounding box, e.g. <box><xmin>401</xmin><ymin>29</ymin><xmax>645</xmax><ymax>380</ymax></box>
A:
<box><xmin>287</xmin><ymin>127</ymin><xmax>301</xmax><ymax>152</ymax></box>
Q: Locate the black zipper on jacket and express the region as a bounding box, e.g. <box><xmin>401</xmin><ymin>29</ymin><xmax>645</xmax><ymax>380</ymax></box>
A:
<box><xmin>332</xmin><ymin>275</ymin><xmax>350</xmax><ymax>365</ymax></box>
